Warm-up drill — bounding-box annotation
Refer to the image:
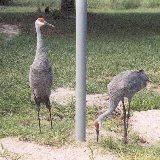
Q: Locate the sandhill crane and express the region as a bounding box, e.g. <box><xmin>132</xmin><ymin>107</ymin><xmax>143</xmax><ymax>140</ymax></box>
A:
<box><xmin>95</xmin><ymin>70</ymin><xmax>149</xmax><ymax>144</ymax></box>
<box><xmin>29</xmin><ymin>18</ymin><xmax>54</xmax><ymax>132</ymax></box>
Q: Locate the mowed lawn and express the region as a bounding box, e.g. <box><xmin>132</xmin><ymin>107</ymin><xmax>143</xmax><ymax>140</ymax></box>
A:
<box><xmin>0</xmin><ymin>5</ymin><xmax>160</xmax><ymax>160</ymax></box>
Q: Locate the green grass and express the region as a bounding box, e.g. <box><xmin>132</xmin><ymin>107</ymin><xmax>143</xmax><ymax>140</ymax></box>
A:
<box><xmin>1</xmin><ymin>2</ymin><xmax>160</xmax><ymax>160</ymax></box>
<box><xmin>101</xmin><ymin>106</ymin><xmax>160</xmax><ymax>160</ymax></box>
<box><xmin>102</xmin><ymin>137</ymin><xmax>160</xmax><ymax>160</ymax></box>
<box><xmin>100</xmin><ymin>111</ymin><xmax>160</xmax><ymax>160</ymax></box>
<box><xmin>132</xmin><ymin>90</ymin><xmax>160</xmax><ymax>111</ymax></box>
<box><xmin>2</xmin><ymin>0</ymin><xmax>160</xmax><ymax>13</ymax></box>
<box><xmin>88</xmin><ymin>0</ymin><xmax>160</xmax><ymax>10</ymax></box>
<box><xmin>0</xmin><ymin>103</ymin><xmax>75</xmax><ymax>146</ymax></box>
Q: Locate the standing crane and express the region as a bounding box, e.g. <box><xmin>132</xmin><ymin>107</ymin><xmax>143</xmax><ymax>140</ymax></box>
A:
<box><xmin>29</xmin><ymin>18</ymin><xmax>54</xmax><ymax>132</ymax></box>
<box><xmin>95</xmin><ymin>70</ymin><xmax>149</xmax><ymax>144</ymax></box>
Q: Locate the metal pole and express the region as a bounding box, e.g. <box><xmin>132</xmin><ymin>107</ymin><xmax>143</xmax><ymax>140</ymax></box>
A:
<box><xmin>75</xmin><ymin>0</ymin><xmax>87</xmax><ymax>141</ymax></box>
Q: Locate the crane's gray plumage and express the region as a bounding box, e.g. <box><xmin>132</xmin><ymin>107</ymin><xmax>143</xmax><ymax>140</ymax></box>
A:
<box><xmin>95</xmin><ymin>70</ymin><xmax>149</xmax><ymax>143</ymax></box>
<box><xmin>29</xmin><ymin>18</ymin><xmax>54</xmax><ymax>132</ymax></box>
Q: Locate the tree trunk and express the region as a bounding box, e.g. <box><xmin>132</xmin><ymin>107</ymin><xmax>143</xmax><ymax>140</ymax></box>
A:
<box><xmin>61</xmin><ymin>0</ymin><xmax>75</xmax><ymax>14</ymax></box>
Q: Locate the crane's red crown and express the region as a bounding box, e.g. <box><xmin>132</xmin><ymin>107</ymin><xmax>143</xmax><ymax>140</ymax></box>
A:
<box><xmin>95</xmin><ymin>121</ymin><xmax>99</xmax><ymax>129</ymax></box>
<box><xmin>37</xmin><ymin>18</ymin><xmax>46</xmax><ymax>22</ymax></box>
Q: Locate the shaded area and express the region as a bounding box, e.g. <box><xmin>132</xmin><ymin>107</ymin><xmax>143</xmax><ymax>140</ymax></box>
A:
<box><xmin>0</xmin><ymin>11</ymin><xmax>75</xmax><ymax>35</ymax></box>
<box><xmin>88</xmin><ymin>12</ymin><xmax>160</xmax><ymax>36</ymax></box>
<box><xmin>0</xmin><ymin>11</ymin><xmax>160</xmax><ymax>36</ymax></box>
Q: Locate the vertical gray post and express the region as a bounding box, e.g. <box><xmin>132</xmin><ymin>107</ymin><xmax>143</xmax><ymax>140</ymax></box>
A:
<box><xmin>75</xmin><ymin>0</ymin><xmax>87</xmax><ymax>141</ymax></box>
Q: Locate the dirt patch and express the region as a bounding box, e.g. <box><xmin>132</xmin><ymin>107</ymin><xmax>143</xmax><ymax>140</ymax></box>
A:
<box><xmin>0</xmin><ymin>23</ymin><xmax>20</xmax><ymax>39</ymax></box>
<box><xmin>50</xmin><ymin>88</ymin><xmax>109</xmax><ymax>108</ymax></box>
<box><xmin>50</xmin><ymin>88</ymin><xmax>75</xmax><ymax>106</ymax></box>
<box><xmin>50</xmin><ymin>88</ymin><xmax>123</xmax><ymax>116</ymax></box>
<box><xmin>0</xmin><ymin>137</ymin><xmax>119</xmax><ymax>160</ymax></box>
<box><xmin>130</xmin><ymin>110</ymin><xmax>160</xmax><ymax>145</ymax></box>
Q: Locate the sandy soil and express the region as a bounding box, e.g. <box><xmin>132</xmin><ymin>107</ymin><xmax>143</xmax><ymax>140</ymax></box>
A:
<box><xmin>131</xmin><ymin>110</ymin><xmax>160</xmax><ymax>145</ymax></box>
<box><xmin>50</xmin><ymin>88</ymin><xmax>109</xmax><ymax>108</ymax></box>
<box><xmin>50</xmin><ymin>88</ymin><xmax>123</xmax><ymax>117</ymax></box>
<box><xmin>0</xmin><ymin>137</ymin><xmax>119</xmax><ymax>160</ymax></box>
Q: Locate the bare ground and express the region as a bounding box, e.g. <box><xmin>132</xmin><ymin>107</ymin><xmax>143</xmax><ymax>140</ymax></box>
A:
<box><xmin>50</xmin><ymin>88</ymin><xmax>108</xmax><ymax>108</ymax></box>
<box><xmin>0</xmin><ymin>137</ymin><xmax>119</xmax><ymax>160</ymax></box>
<box><xmin>130</xmin><ymin>110</ymin><xmax>160</xmax><ymax>145</ymax></box>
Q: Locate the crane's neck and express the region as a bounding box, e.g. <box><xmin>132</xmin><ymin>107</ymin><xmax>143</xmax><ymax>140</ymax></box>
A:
<box><xmin>36</xmin><ymin>26</ymin><xmax>43</xmax><ymax>48</ymax></box>
<box><xmin>35</xmin><ymin>26</ymin><xmax>48</xmax><ymax>59</ymax></box>
<box><xmin>96</xmin><ymin>98</ymin><xmax>120</xmax><ymax>123</ymax></box>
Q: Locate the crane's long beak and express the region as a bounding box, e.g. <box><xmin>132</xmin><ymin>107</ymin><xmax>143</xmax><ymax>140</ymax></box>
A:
<box><xmin>46</xmin><ymin>22</ymin><xmax>55</xmax><ymax>28</ymax></box>
<box><xmin>96</xmin><ymin>128</ymin><xmax>99</xmax><ymax>142</ymax></box>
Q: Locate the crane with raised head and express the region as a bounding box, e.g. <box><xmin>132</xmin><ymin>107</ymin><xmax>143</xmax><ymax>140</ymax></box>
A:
<box><xmin>29</xmin><ymin>18</ymin><xmax>55</xmax><ymax>132</ymax></box>
<box><xmin>95</xmin><ymin>70</ymin><xmax>149</xmax><ymax>144</ymax></box>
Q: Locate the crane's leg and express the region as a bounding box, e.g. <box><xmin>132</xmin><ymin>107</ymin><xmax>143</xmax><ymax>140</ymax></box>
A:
<box><xmin>46</xmin><ymin>99</ymin><xmax>53</xmax><ymax>129</ymax></box>
<box><xmin>49</xmin><ymin>108</ymin><xmax>53</xmax><ymax>129</ymax></box>
<box><xmin>126</xmin><ymin>100</ymin><xmax>131</xmax><ymax>129</ymax></box>
<box><xmin>34</xmin><ymin>95</ymin><xmax>41</xmax><ymax>133</ymax></box>
<box><xmin>37</xmin><ymin>106</ymin><xmax>41</xmax><ymax>133</ymax></box>
<box><xmin>32</xmin><ymin>90</ymin><xmax>41</xmax><ymax>133</ymax></box>
<box><xmin>122</xmin><ymin>98</ymin><xmax>128</xmax><ymax>144</ymax></box>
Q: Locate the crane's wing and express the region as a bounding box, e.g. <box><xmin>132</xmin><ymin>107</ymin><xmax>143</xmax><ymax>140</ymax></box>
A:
<box><xmin>123</xmin><ymin>72</ymin><xmax>143</xmax><ymax>92</ymax></box>
<box><xmin>29</xmin><ymin>65</ymin><xmax>53</xmax><ymax>89</ymax></box>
